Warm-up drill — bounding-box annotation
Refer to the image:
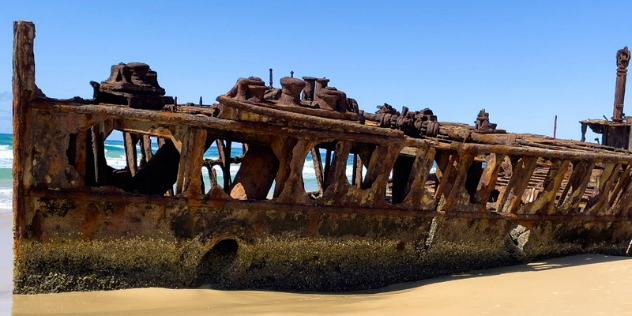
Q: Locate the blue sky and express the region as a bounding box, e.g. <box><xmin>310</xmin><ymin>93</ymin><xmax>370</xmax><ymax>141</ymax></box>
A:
<box><xmin>1</xmin><ymin>1</ymin><xmax>631</xmax><ymax>141</ymax></box>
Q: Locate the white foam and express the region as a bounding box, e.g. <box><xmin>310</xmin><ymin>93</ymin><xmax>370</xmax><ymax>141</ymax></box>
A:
<box><xmin>0</xmin><ymin>145</ymin><xmax>11</xmax><ymax>159</ymax></box>
<box><xmin>0</xmin><ymin>145</ymin><xmax>12</xmax><ymax>168</ymax></box>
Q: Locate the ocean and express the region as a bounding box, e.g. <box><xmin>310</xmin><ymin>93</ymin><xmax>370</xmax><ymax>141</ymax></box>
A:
<box><xmin>0</xmin><ymin>134</ymin><xmax>13</xmax><ymax>217</ymax></box>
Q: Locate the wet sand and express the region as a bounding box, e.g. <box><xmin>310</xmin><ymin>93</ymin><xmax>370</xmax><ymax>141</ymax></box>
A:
<box><xmin>10</xmin><ymin>253</ymin><xmax>632</xmax><ymax>315</ymax></box>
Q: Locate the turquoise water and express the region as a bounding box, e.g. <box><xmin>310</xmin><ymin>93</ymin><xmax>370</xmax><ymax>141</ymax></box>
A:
<box><xmin>0</xmin><ymin>134</ymin><xmax>12</xmax><ymax>213</ymax></box>
<box><xmin>0</xmin><ymin>133</ymin><xmax>361</xmax><ymax>210</ymax></box>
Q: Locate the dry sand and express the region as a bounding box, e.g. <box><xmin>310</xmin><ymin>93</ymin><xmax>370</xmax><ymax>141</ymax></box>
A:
<box><xmin>10</xmin><ymin>253</ymin><xmax>632</xmax><ymax>315</ymax></box>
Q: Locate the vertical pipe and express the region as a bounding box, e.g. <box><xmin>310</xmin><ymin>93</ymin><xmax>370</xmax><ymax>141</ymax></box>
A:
<box><xmin>613</xmin><ymin>47</ymin><xmax>630</xmax><ymax>122</ymax></box>
<box><xmin>269</xmin><ymin>68</ymin><xmax>273</xmax><ymax>88</ymax></box>
<box><xmin>553</xmin><ymin>115</ymin><xmax>557</xmax><ymax>139</ymax></box>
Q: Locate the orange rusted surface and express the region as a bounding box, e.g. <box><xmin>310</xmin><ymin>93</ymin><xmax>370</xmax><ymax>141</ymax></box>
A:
<box><xmin>12</xmin><ymin>21</ymin><xmax>632</xmax><ymax>294</ymax></box>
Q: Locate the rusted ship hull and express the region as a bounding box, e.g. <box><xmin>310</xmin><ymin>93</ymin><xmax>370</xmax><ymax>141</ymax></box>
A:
<box><xmin>12</xmin><ymin>22</ymin><xmax>632</xmax><ymax>294</ymax></box>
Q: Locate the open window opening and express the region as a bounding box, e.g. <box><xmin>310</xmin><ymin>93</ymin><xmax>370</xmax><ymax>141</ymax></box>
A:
<box><xmin>302</xmin><ymin>148</ymin><xmax>322</xmax><ymax>197</ymax></box>
<box><xmin>77</xmin><ymin>123</ymin><xmax>181</xmax><ymax>196</ymax></box>
<box><xmin>303</xmin><ymin>142</ymin><xmax>332</xmax><ymax>199</ymax></box>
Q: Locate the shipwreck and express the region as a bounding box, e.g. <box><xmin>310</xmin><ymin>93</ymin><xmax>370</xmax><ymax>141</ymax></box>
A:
<box><xmin>12</xmin><ymin>21</ymin><xmax>632</xmax><ymax>294</ymax></box>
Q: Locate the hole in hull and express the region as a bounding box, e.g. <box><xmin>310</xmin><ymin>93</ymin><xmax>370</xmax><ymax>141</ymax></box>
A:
<box><xmin>197</xmin><ymin>239</ymin><xmax>239</xmax><ymax>285</ymax></box>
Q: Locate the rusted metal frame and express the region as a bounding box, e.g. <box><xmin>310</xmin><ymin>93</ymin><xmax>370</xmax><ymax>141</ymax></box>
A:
<box><xmin>361</xmin><ymin>143</ymin><xmax>403</xmax><ymax>207</ymax></box>
<box><xmin>41</xmin><ymin>101</ymin><xmax>403</xmax><ymax>146</ymax></box>
<box><xmin>74</xmin><ymin>129</ymin><xmax>88</xmax><ymax>186</ymax></box>
<box><xmin>276</xmin><ymin>139</ymin><xmax>314</xmax><ymax>204</ymax></box>
<box><xmin>92</xmin><ymin>122</ymin><xmax>110</xmax><ymax>184</ymax></box>
<box><xmin>515</xmin><ymin>139</ymin><xmax>600</xmax><ymax>154</ymax></box>
<box><xmin>215</xmin><ymin>139</ymin><xmax>227</xmax><ymax>191</ymax></box>
<box><xmin>39</xmin><ymin>100</ymin><xmax>632</xmax><ymax>163</ymax></box>
<box><xmin>175</xmin><ymin>128</ymin><xmax>207</xmax><ymax>197</ymax></box>
<box><xmin>474</xmin><ymin>153</ymin><xmax>505</xmax><ymax>212</ymax></box>
<box><xmin>223</xmin><ymin>136</ymin><xmax>233</xmax><ymax>192</ymax></box>
<box><xmin>218</xmin><ymin>96</ymin><xmax>402</xmax><ymax>137</ymax></box>
<box><xmin>608</xmin><ymin>165</ymin><xmax>632</xmax><ymax>206</ymax></box>
<box><xmin>354</xmin><ymin>154</ymin><xmax>363</xmax><ymax>189</ymax></box>
<box><xmin>439</xmin><ymin>151</ymin><xmax>475</xmax><ymax>212</ymax></box>
<box><xmin>123</xmin><ymin>131</ymin><xmax>139</xmax><ymax>177</ymax></box>
<box><xmin>609</xmin><ymin>164</ymin><xmax>632</xmax><ymax>216</ymax></box>
<box><xmin>272</xmin><ymin>137</ymin><xmax>299</xmax><ymax>198</ymax></box>
<box><xmin>322</xmin><ymin>141</ymin><xmax>353</xmax><ymax>200</ymax></box>
<box><xmin>309</xmin><ymin>147</ymin><xmax>325</xmax><ymax>194</ymax></box>
<box><xmin>434</xmin><ymin>152</ymin><xmax>458</xmax><ymax>206</ymax></box>
<box><xmin>497</xmin><ymin>156</ymin><xmax>538</xmax><ymax>214</ymax></box>
<box><xmin>28</xmin><ymin>188</ymin><xmax>632</xmax><ymax>223</ymax></box>
<box><xmin>12</xmin><ymin>21</ymin><xmax>37</xmax><ymax>248</ymax></box>
<box><xmin>139</xmin><ymin>135</ymin><xmax>153</xmax><ymax>167</ymax></box>
<box><xmin>611</xmin><ymin>176</ymin><xmax>632</xmax><ymax>216</ymax></box>
<box><xmin>405</xmin><ymin>138</ymin><xmax>632</xmax><ymax>164</ymax></box>
<box><xmin>585</xmin><ymin>163</ymin><xmax>621</xmax><ymax>215</ymax></box>
<box><xmin>203</xmin><ymin>156</ymin><xmax>244</xmax><ymax>167</ymax></box>
<box><xmin>523</xmin><ymin>159</ymin><xmax>571</xmax><ymax>215</ymax></box>
<box><xmin>401</xmin><ymin>144</ymin><xmax>436</xmax><ymax>210</ymax></box>
<box><xmin>203</xmin><ymin>99</ymin><xmax>360</xmax><ymax>121</ymax></box>
<box><xmin>113</xmin><ymin>120</ymin><xmax>174</xmax><ymax>139</ymax></box>
<box><xmin>361</xmin><ymin>144</ymin><xmax>394</xmax><ymax>187</ymax></box>
<box><xmin>525</xmin><ymin>137</ymin><xmax>631</xmax><ymax>154</ymax></box>
<box><xmin>558</xmin><ymin>161</ymin><xmax>596</xmax><ymax>214</ymax></box>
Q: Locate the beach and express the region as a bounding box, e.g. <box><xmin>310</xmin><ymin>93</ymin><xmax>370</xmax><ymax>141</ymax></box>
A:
<box><xmin>8</xmin><ymin>254</ymin><xmax>632</xmax><ymax>315</ymax></box>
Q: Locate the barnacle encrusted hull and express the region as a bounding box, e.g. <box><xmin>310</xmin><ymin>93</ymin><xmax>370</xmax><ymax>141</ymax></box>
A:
<box><xmin>12</xmin><ymin>21</ymin><xmax>632</xmax><ymax>294</ymax></box>
<box><xmin>14</xmin><ymin>196</ymin><xmax>632</xmax><ymax>294</ymax></box>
